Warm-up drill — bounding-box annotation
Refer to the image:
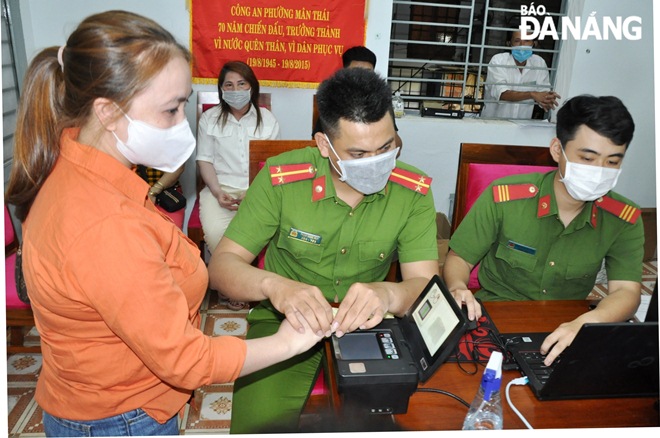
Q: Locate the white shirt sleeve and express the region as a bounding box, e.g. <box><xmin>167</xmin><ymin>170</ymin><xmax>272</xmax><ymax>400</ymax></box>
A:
<box><xmin>195</xmin><ymin>107</ymin><xmax>217</xmax><ymax>164</ymax></box>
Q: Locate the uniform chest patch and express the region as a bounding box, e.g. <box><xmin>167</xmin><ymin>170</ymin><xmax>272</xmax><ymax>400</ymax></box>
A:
<box><xmin>288</xmin><ymin>228</ymin><xmax>322</xmax><ymax>245</ymax></box>
<box><xmin>506</xmin><ymin>240</ymin><xmax>537</xmax><ymax>255</ymax></box>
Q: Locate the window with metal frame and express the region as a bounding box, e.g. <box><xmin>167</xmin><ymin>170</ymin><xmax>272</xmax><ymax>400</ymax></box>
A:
<box><xmin>2</xmin><ymin>0</ymin><xmax>20</xmax><ymax>189</ymax></box>
<box><xmin>388</xmin><ymin>0</ymin><xmax>564</xmax><ymax>119</ymax></box>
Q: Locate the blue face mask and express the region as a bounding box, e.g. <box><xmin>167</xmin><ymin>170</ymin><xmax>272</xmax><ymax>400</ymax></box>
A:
<box><xmin>511</xmin><ymin>46</ymin><xmax>533</xmax><ymax>63</ymax></box>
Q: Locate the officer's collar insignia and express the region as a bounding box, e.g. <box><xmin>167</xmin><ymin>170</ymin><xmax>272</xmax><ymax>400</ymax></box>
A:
<box><xmin>311</xmin><ymin>175</ymin><xmax>326</xmax><ymax>202</ymax></box>
<box><xmin>537</xmin><ymin>194</ymin><xmax>551</xmax><ymax>217</ymax></box>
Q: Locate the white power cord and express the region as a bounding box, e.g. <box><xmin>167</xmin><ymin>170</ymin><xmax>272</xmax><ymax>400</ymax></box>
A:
<box><xmin>505</xmin><ymin>376</ymin><xmax>533</xmax><ymax>429</ymax></box>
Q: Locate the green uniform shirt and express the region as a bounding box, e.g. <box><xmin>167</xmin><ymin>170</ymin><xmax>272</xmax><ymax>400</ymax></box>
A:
<box><xmin>449</xmin><ymin>170</ymin><xmax>644</xmax><ymax>301</ymax></box>
<box><xmin>224</xmin><ymin>146</ymin><xmax>438</xmax><ymax>305</ymax></box>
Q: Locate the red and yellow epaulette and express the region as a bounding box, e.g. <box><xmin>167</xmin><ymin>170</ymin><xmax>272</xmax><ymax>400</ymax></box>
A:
<box><xmin>269</xmin><ymin>163</ymin><xmax>316</xmax><ymax>186</ymax></box>
<box><xmin>388</xmin><ymin>167</ymin><xmax>432</xmax><ymax>195</ymax></box>
<box><xmin>492</xmin><ymin>183</ymin><xmax>539</xmax><ymax>203</ymax></box>
<box><xmin>594</xmin><ymin>195</ymin><xmax>640</xmax><ymax>224</ymax></box>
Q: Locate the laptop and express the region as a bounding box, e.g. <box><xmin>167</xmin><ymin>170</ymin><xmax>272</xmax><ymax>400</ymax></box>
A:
<box><xmin>503</xmin><ymin>289</ymin><xmax>659</xmax><ymax>400</ymax></box>
<box><xmin>330</xmin><ymin>275</ymin><xmax>469</xmax><ymax>413</ymax></box>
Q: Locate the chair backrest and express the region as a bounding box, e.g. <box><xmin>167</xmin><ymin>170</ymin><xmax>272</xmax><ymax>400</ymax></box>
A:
<box><xmin>452</xmin><ymin>143</ymin><xmax>557</xmax><ymax>234</ymax></box>
<box><xmin>451</xmin><ymin>143</ymin><xmax>557</xmax><ymax>290</ymax></box>
<box><xmin>5</xmin><ymin>203</ymin><xmax>31</xmax><ymax>311</ymax></box>
<box><xmin>5</xmin><ymin>204</ymin><xmax>18</xmax><ymax>254</ymax></box>
<box><xmin>312</xmin><ymin>94</ymin><xmax>319</xmax><ymax>134</ymax></box>
<box><xmin>249</xmin><ymin>140</ymin><xmax>316</xmax><ymax>184</ymax></box>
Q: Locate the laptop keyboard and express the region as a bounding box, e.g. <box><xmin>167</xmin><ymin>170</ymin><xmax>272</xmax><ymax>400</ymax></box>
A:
<box><xmin>520</xmin><ymin>351</ymin><xmax>562</xmax><ymax>385</ymax></box>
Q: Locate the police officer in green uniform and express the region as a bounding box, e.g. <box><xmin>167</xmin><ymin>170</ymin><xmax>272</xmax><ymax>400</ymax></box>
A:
<box><xmin>209</xmin><ymin>68</ymin><xmax>439</xmax><ymax>433</ymax></box>
<box><xmin>445</xmin><ymin>95</ymin><xmax>643</xmax><ymax>367</ymax></box>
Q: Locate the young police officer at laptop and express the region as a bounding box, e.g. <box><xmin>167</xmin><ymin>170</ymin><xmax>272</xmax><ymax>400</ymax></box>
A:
<box><xmin>209</xmin><ymin>68</ymin><xmax>439</xmax><ymax>433</ymax></box>
<box><xmin>444</xmin><ymin>95</ymin><xmax>643</xmax><ymax>368</ymax></box>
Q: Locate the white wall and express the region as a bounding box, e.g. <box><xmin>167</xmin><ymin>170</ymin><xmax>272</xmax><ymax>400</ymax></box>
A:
<box><xmin>16</xmin><ymin>0</ymin><xmax>656</xmax><ymax>226</ymax></box>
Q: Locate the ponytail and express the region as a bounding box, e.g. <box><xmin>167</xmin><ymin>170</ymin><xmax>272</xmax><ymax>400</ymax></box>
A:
<box><xmin>5</xmin><ymin>47</ymin><xmax>65</xmax><ymax>222</ymax></box>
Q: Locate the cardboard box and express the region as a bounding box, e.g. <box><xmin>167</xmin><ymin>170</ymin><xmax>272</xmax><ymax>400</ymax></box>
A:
<box><xmin>436</xmin><ymin>213</ymin><xmax>451</xmax><ymax>274</ymax></box>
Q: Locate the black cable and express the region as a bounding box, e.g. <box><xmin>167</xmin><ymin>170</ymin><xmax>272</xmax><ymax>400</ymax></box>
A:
<box><xmin>453</xmin><ymin>326</ymin><xmax>510</xmax><ymax>374</ymax></box>
<box><xmin>454</xmin><ymin>338</ymin><xmax>479</xmax><ymax>375</ymax></box>
<box><xmin>416</xmin><ymin>387</ymin><xmax>471</xmax><ymax>408</ymax></box>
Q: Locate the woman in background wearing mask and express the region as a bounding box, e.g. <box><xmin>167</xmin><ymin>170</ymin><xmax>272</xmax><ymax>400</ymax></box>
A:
<box><xmin>5</xmin><ymin>11</ymin><xmax>319</xmax><ymax>436</ymax></box>
<box><xmin>480</xmin><ymin>24</ymin><xmax>560</xmax><ymax>119</ymax></box>
<box><xmin>196</xmin><ymin>61</ymin><xmax>280</xmax><ymax>310</ymax></box>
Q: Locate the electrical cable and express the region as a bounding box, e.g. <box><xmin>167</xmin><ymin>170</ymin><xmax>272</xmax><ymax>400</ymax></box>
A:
<box><xmin>454</xmin><ymin>326</ymin><xmax>510</xmax><ymax>374</ymax></box>
<box><xmin>416</xmin><ymin>387</ymin><xmax>471</xmax><ymax>408</ymax></box>
<box><xmin>505</xmin><ymin>376</ymin><xmax>533</xmax><ymax>429</ymax></box>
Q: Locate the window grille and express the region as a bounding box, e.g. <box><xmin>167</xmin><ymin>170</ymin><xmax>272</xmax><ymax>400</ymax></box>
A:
<box><xmin>2</xmin><ymin>0</ymin><xmax>20</xmax><ymax>188</ymax></box>
<box><xmin>388</xmin><ymin>0</ymin><xmax>565</xmax><ymax>118</ymax></box>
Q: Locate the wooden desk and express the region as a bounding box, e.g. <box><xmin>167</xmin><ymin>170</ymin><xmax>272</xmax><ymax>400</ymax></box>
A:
<box><xmin>395</xmin><ymin>300</ymin><xmax>660</xmax><ymax>430</ymax></box>
<box><xmin>318</xmin><ymin>300</ymin><xmax>660</xmax><ymax>430</ymax></box>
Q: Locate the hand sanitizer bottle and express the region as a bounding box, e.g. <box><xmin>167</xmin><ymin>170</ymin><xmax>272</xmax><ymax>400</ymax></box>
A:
<box><xmin>462</xmin><ymin>351</ymin><xmax>504</xmax><ymax>430</ymax></box>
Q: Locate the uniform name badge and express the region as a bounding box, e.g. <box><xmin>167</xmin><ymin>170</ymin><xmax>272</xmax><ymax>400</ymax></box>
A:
<box><xmin>288</xmin><ymin>227</ymin><xmax>322</xmax><ymax>246</ymax></box>
<box><xmin>506</xmin><ymin>240</ymin><xmax>537</xmax><ymax>255</ymax></box>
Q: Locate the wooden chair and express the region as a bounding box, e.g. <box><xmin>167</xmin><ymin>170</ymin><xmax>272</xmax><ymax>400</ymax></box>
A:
<box><xmin>249</xmin><ymin>139</ymin><xmax>316</xmax><ymax>184</ymax></box>
<box><xmin>5</xmin><ymin>204</ymin><xmax>40</xmax><ymax>355</ymax></box>
<box><xmin>312</xmin><ymin>94</ymin><xmax>319</xmax><ymax>135</ymax></box>
<box><xmin>451</xmin><ymin>143</ymin><xmax>557</xmax><ymax>288</ymax></box>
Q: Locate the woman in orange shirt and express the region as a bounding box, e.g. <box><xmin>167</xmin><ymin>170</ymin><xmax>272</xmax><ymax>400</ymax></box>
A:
<box><xmin>5</xmin><ymin>10</ymin><xmax>321</xmax><ymax>437</ymax></box>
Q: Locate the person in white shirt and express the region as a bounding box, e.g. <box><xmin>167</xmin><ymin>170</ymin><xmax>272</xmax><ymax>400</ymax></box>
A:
<box><xmin>196</xmin><ymin>61</ymin><xmax>280</xmax><ymax>305</ymax></box>
<box><xmin>480</xmin><ymin>30</ymin><xmax>560</xmax><ymax>119</ymax></box>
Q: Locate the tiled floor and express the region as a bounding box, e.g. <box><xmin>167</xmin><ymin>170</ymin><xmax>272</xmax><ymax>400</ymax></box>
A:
<box><xmin>587</xmin><ymin>259</ymin><xmax>657</xmax><ymax>300</ymax></box>
<box><xmin>6</xmin><ymin>289</ymin><xmax>248</xmax><ymax>436</ymax></box>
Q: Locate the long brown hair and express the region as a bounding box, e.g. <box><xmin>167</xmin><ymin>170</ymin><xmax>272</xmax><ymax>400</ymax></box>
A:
<box><xmin>4</xmin><ymin>10</ymin><xmax>190</xmax><ymax>221</ymax></box>
<box><xmin>216</xmin><ymin>61</ymin><xmax>263</xmax><ymax>133</ymax></box>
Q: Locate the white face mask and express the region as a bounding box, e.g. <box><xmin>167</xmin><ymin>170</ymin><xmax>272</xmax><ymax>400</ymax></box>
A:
<box><xmin>325</xmin><ymin>134</ymin><xmax>399</xmax><ymax>195</ymax></box>
<box><xmin>222</xmin><ymin>89</ymin><xmax>252</xmax><ymax>110</ymax></box>
<box><xmin>559</xmin><ymin>147</ymin><xmax>622</xmax><ymax>201</ymax></box>
<box><xmin>112</xmin><ymin>112</ymin><xmax>196</xmax><ymax>173</ymax></box>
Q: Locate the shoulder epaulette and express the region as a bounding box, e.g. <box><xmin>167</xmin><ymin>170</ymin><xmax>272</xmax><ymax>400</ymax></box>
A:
<box><xmin>269</xmin><ymin>163</ymin><xmax>316</xmax><ymax>186</ymax></box>
<box><xmin>492</xmin><ymin>183</ymin><xmax>539</xmax><ymax>203</ymax></box>
<box><xmin>594</xmin><ymin>195</ymin><xmax>640</xmax><ymax>224</ymax></box>
<box><xmin>389</xmin><ymin>167</ymin><xmax>432</xmax><ymax>195</ymax></box>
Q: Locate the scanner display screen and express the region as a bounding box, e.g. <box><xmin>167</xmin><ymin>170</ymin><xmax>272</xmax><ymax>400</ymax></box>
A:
<box><xmin>336</xmin><ymin>332</ymin><xmax>384</xmax><ymax>360</ymax></box>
